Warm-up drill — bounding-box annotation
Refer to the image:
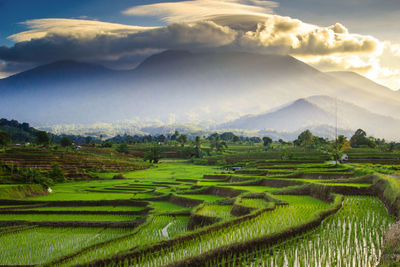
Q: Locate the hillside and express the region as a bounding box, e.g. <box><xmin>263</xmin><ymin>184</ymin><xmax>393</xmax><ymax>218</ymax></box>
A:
<box><xmin>0</xmin><ymin>118</ymin><xmax>38</xmax><ymax>143</ymax></box>
<box><xmin>1</xmin><ymin>50</ymin><xmax>400</xmax><ymax>129</ymax></box>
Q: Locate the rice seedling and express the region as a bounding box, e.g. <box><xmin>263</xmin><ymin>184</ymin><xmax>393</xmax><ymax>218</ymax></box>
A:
<box><xmin>177</xmin><ymin>194</ymin><xmax>226</xmax><ymax>202</ymax></box>
<box><xmin>0</xmin><ymin>227</ymin><xmax>134</xmax><ymax>265</ymax></box>
<box><xmin>64</xmin><ymin>215</ymin><xmax>189</xmax><ymax>265</ymax></box>
<box><xmin>239</xmin><ymin>198</ymin><xmax>268</xmax><ymax>209</ymax></box>
<box><xmin>210</xmin><ymin>196</ymin><xmax>394</xmax><ymax>267</ymax></box>
<box><xmin>3</xmin><ymin>205</ymin><xmax>145</xmax><ymax>212</ymax></box>
<box><xmin>124</xmin><ymin>196</ymin><xmax>332</xmax><ymax>266</ymax></box>
<box><xmin>0</xmin><ymin>213</ymin><xmax>139</xmax><ymax>221</ymax></box>
<box><xmin>196</xmin><ymin>204</ymin><xmax>233</xmax><ymax>219</ymax></box>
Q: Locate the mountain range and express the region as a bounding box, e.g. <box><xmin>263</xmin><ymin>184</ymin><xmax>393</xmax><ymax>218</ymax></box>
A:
<box><xmin>0</xmin><ymin>50</ymin><xmax>399</xmax><ymax>140</ymax></box>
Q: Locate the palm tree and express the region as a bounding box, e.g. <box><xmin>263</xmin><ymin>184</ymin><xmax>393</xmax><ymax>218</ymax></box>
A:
<box><xmin>194</xmin><ymin>136</ymin><xmax>202</xmax><ymax>157</ymax></box>
<box><xmin>332</xmin><ymin>135</ymin><xmax>347</xmax><ymax>165</ymax></box>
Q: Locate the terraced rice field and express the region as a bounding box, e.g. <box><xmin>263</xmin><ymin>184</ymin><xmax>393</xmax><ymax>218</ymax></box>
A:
<box><xmin>209</xmin><ymin>196</ymin><xmax>394</xmax><ymax>266</ymax></box>
<box><xmin>0</xmin><ymin>158</ymin><xmax>398</xmax><ymax>266</ymax></box>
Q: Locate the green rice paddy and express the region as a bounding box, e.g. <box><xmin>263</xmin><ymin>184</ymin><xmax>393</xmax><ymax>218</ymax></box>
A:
<box><xmin>0</xmin><ymin>151</ymin><xmax>398</xmax><ymax>266</ymax></box>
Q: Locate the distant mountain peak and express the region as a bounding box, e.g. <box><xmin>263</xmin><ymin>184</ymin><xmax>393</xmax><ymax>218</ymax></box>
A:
<box><xmin>1</xmin><ymin>60</ymin><xmax>113</xmax><ymax>84</ymax></box>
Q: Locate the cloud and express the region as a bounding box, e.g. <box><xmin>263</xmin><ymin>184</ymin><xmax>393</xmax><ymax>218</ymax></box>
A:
<box><xmin>122</xmin><ymin>0</ymin><xmax>277</xmax><ymax>23</ymax></box>
<box><xmin>0</xmin><ymin>0</ymin><xmax>396</xmax><ymax>88</ymax></box>
<box><xmin>8</xmin><ymin>19</ymin><xmax>153</xmax><ymax>43</ymax></box>
<box><xmin>0</xmin><ymin>15</ymin><xmax>379</xmax><ymax>65</ymax></box>
<box><xmin>0</xmin><ymin>19</ymin><xmax>237</xmax><ymax>63</ymax></box>
<box><xmin>297</xmin><ymin>43</ymin><xmax>400</xmax><ymax>90</ymax></box>
<box><xmin>297</xmin><ymin>54</ymin><xmax>373</xmax><ymax>73</ymax></box>
<box><xmin>236</xmin><ymin>16</ymin><xmax>378</xmax><ymax>56</ymax></box>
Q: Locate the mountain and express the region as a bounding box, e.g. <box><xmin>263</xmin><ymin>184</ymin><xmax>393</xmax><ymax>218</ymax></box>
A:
<box><xmin>220</xmin><ymin>95</ymin><xmax>400</xmax><ymax>140</ymax></box>
<box><xmin>219</xmin><ymin>99</ymin><xmax>334</xmax><ymax>132</ymax></box>
<box><xmin>1</xmin><ymin>50</ymin><xmax>400</xmax><ymax>135</ymax></box>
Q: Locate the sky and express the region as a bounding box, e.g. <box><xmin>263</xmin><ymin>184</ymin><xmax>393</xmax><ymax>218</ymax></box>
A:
<box><xmin>0</xmin><ymin>0</ymin><xmax>399</xmax><ymax>90</ymax></box>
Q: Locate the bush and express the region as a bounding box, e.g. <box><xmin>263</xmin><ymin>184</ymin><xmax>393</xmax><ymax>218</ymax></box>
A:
<box><xmin>21</xmin><ymin>168</ymin><xmax>54</xmax><ymax>187</ymax></box>
<box><xmin>113</xmin><ymin>173</ymin><xmax>126</xmax><ymax>179</ymax></box>
<box><xmin>116</xmin><ymin>143</ymin><xmax>129</xmax><ymax>154</ymax></box>
<box><xmin>60</xmin><ymin>137</ymin><xmax>72</xmax><ymax>147</ymax></box>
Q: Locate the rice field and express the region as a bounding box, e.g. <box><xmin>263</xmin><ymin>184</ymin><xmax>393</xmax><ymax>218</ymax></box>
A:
<box><xmin>0</xmin><ymin>157</ymin><xmax>398</xmax><ymax>266</ymax></box>
<box><xmin>0</xmin><ymin>214</ymin><xmax>140</xmax><ymax>221</ymax></box>
<box><xmin>63</xmin><ymin>215</ymin><xmax>189</xmax><ymax>265</ymax></box>
<box><xmin>0</xmin><ymin>227</ymin><xmax>134</xmax><ymax>265</ymax></box>
<box><xmin>128</xmin><ymin>196</ymin><xmax>333</xmax><ymax>266</ymax></box>
<box><xmin>239</xmin><ymin>198</ymin><xmax>268</xmax><ymax>208</ymax></box>
<box><xmin>196</xmin><ymin>204</ymin><xmax>233</xmax><ymax>219</ymax></box>
<box><xmin>2</xmin><ymin>205</ymin><xmax>145</xmax><ymax>212</ymax></box>
<box><xmin>209</xmin><ymin>196</ymin><xmax>394</xmax><ymax>267</ymax></box>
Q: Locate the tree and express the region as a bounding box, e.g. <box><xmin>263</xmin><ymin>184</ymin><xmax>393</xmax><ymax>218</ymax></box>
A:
<box><xmin>157</xmin><ymin>134</ymin><xmax>166</xmax><ymax>143</ymax></box>
<box><xmin>60</xmin><ymin>137</ymin><xmax>72</xmax><ymax>147</ymax></box>
<box><xmin>194</xmin><ymin>136</ymin><xmax>202</xmax><ymax>157</ymax></box>
<box><xmin>296</xmin><ymin>130</ymin><xmax>314</xmax><ymax>148</ymax></box>
<box><xmin>48</xmin><ymin>163</ymin><xmax>65</xmax><ymax>183</ymax></box>
<box><xmin>178</xmin><ymin>134</ymin><xmax>187</xmax><ymax>147</ymax></box>
<box><xmin>35</xmin><ymin>131</ymin><xmax>50</xmax><ymax>146</ymax></box>
<box><xmin>85</xmin><ymin>136</ymin><xmax>93</xmax><ymax>145</ymax></box>
<box><xmin>232</xmin><ymin>135</ymin><xmax>240</xmax><ymax>143</ymax></box>
<box><xmin>388</xmin><ymin>142</ymin><xmax>396</xmax><ymax>152</ymax></box>
<box><xmin>262</xmin><ymin>136</ymin><xmax>273</xmax><ymax>149</ymax></box>
<box><xmin>210</xmin><ymin>136</ymin><xmax>227</xmax><ymax>153</ymax></box>
<box><xmin>144</xmin><ymin>145</ymin><xmax>162</xmax><ymax>163</ymax></box>
<box><xmin>116</xmin><ymin>143</ymin><xmax>129</xmax><ymax>154</ymax></box>
<box><xmin>171</xmin><ymin>130</ymin><xmax>180</xmax><ymax>141</ymax></box>
<box><xmin>0</xmin><ymin>131</ymin><xmax>11</xmax><ymax>147</ymax></box>
<box><xmin>350</xmin><ymin>129</ymin><xmax>376</xmax><ymax>148</ymax></box>
<box><xmin>332</xmin><ymin>135</ymin><xmax>347</xmax><ymax>164</ymax></box>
